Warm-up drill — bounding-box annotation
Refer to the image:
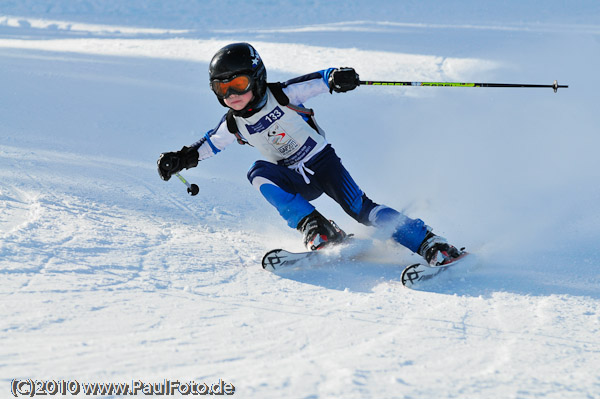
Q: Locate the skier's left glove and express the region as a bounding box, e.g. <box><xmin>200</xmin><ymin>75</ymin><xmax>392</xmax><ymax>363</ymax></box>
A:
<box><xmin>157</xmin><ymin>146</ymin><xmax>199</xmax><ymax>181</ymax></box>
<box><xmin>328</xmin><ymin>67</ymin><xmax>360</xmax><ymax>93</ymax></box>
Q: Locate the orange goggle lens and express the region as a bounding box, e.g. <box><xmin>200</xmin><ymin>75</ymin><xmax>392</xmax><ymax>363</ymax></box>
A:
<box><xmin>211</xmin><ymin>75</ymin><xmax>252</xmax><ymax>98</ymax></box>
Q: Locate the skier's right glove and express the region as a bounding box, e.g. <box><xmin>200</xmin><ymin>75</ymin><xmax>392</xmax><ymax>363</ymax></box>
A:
<box><xmin>328</xmin><ymin>67</ymin><xmax>360</xmax><ymax>93</ymax></box>
<box><xmin>157</xmin><ymin>146</ymin><xmax>199</xmax><ymax>181</ymax></box>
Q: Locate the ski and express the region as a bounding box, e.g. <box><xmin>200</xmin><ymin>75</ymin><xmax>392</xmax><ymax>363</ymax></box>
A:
<box><xmin>262</xmin><ymin>241</ymin><xmax>474</xmax><ymax>288</ymax></box>
<box><xmin>400</xmin><ymin>252</ymin><xmax>471</xmax><ymax>288</ymax></box>
<box><xmin>262</xmin><ymin>238</ymin><xmax>370</xmax><ymax>273</ymax></box>
<box><xmin>262</xmin><ymin>249</ymin><xmax>321</xmax><ymax>272</ymax></box>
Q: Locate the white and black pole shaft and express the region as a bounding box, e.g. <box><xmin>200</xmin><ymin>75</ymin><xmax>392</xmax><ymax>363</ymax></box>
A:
<box><xmin>175</xmin><ymin>172</ymin><xmax>199</xmax><ymax>196</ymax></box>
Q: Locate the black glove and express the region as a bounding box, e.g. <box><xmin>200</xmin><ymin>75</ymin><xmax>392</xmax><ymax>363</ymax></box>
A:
<box><xmin>157</xmin><ymin>146</ymin><xmax>199</xmax><ymax>181</ymax></box>
<box><xmin>328</xmin><ymin>67</ymin><xmax>360</xmax><ymax>93</ymax></box>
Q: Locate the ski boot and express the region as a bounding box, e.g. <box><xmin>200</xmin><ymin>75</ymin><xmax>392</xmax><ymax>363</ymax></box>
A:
<box><xmin>297</xmin><ymin>210</ymin><xmax>347</xmax><ymax>251</ymax></box>
<box><xmin>417</xmin><ymin>231</ymin><xmax>465</xmax><ymax>266</ymax></box>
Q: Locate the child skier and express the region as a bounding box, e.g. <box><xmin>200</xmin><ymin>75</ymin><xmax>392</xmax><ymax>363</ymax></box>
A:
<box><xmin>157</xmin><ymin>42</ymin><xmax>463</xmax><ymax>266</ymax></box>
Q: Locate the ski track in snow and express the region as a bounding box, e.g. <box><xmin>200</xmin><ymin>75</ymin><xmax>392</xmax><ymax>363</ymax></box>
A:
<box><xmin>1</xmin><ymin>2</ymin><xmax>600</xmax><ymax>398</ymax></box>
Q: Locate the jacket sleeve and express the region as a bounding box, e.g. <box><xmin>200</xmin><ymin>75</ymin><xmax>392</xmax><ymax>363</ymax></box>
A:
<box><xmin>190</xmin><ymin>114</ymin><xmax>237</xmax><ymax>161</ymax></box>
<box><xmin>281</xmin><ymin>68</ymin><xmax>336</xmax><ymax>105</ymax></box>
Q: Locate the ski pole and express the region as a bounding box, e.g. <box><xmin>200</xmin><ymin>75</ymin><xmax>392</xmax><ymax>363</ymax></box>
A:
<box><xmin>175</xmin><ymin>172</ymin><xmax>199</xmax><ymax>196</ymax></box>
<box><xmin>359</xmin><ymin>79</ymin><xmax>568</xmax><ymax>93</ymax></box>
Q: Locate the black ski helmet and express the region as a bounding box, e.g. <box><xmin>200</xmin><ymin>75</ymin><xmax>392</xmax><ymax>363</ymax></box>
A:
<box><xmin>209</xmin><ymin>42</ymin><xmax>267</xmax><ymax>114</ymax></box>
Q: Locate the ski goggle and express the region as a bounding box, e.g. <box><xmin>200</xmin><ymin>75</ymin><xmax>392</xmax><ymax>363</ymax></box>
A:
<box><xmin>210</xmin><ymin>75</ymin><xmax>253</xmax><ymax>99</ymax></box>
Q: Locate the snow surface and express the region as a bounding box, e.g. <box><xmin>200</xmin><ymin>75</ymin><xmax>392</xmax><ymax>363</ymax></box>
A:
<box><xmin>1</xmin><ymin>1</ymin><xmax>600</xmax><ymax>398</ymax></box>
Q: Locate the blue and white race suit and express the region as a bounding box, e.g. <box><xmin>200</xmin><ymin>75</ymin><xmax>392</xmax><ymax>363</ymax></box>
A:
<box><xmin>192</xmin><ymin>69</ymin><xmax>428</xmax><ymax>252</ymax></box>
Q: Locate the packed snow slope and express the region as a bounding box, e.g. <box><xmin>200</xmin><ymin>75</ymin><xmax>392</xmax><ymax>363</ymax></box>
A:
<box><xmin>1</xmin><ymin>1</ymin><xmax>600</xmax><ymax>398</ymax></box>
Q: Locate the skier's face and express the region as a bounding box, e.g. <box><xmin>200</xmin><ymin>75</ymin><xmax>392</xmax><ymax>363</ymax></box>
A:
<box><xmin>223</xmin><ymin>91</ymin><xmax>254</xmax><ymax>111</ymax></box>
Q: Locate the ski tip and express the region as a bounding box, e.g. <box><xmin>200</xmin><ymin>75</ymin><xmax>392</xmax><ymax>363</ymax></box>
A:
<box><xmin>401</xmin><ymin>263</ymin><xmax>427</xmax><ymax>288</ymax></box>
<box><xmin>261</xmin><ymin>249</ymin><xmax>284</xmax><ymax>272</ymax></box>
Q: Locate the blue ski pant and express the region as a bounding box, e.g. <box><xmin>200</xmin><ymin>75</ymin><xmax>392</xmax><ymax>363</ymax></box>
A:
<box><xmin>247</xmin><ymin>145</ymin><xmax>428</xmax><ymax>252</ymax></box>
